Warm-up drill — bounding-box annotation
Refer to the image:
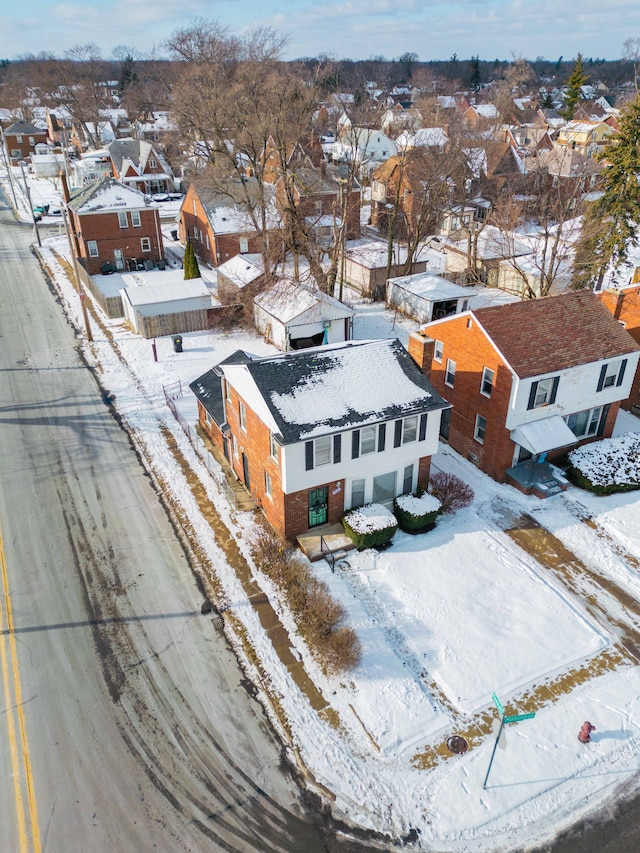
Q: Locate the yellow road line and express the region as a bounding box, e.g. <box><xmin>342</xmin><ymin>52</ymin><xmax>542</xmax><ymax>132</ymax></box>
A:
<box><xmin>0</xmin><ymin>528</ymin><xmax>41</xmax><ymax>852</ymax></box>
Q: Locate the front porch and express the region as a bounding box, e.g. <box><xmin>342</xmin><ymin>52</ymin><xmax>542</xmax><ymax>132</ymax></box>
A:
<box><xmin>505</xmin><ymin>459</ymin><xmax>569</xmax><ymax>499</ymax></box>
<box><xmin>297</xmin><ymin>522</ymin><xmax>355</xmax><ymax>563</ymax></box>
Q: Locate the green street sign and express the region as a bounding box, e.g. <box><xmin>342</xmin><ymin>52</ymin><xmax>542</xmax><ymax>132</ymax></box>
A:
<box><xmin>492</xmin><ymin>692</ymin><xmax>504</xmax><ymax>715</ymax></box>
<box><xmin>504</xmin><ymin>712</ymin><xmax>536</xmax><ymax>724</ymax></box>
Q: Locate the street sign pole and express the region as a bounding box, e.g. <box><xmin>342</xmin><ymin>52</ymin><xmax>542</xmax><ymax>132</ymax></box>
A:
<box><xmin>483</xmin><ymin>713</ymin><xmax>505</xmax><ymax>790</ymax></box>
<box><xmin>483</xmin><ymin>692</ymin><xmax>536</xmax><ymax>790</ymax></box>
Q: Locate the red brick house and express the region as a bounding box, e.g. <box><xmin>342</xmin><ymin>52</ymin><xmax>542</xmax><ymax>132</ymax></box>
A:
<box><xmin>178</xmin><ymin>177</ymin><xmax>279</xmax><ymax>267</ymax></box>
<box><xmin>413</xmin><ymin>291</ymin><xmax>640</xmax><ymax>496</ymax></box>
<box><xmin>3</xmin><ymin>120</ymin><xmax>48</xmax><ymax>164</ymax></box>
<box><xmin>66</xmin><ymin>177</ymin><xmax>164</xmax><ymax>275</ymax></box>
<box><xmin>597</xmin><ymin>279</ymin><xmax>640</xmax><ymax>412</ymax></box>
<box><xmin>190</xmin><ymin>338</ymin><xmax>450</xmax><ymax>540</ymax></box>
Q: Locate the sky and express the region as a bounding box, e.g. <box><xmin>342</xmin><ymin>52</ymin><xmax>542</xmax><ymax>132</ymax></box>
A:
<box><xmin>5</xmin><ymin>161</ymin><xmax>640</xmax><ymax>850</ymax></box>
<box><xmin>1</xmin><ymin>0</ymin><xmax>639</xmax><ymax>65</ymax></box>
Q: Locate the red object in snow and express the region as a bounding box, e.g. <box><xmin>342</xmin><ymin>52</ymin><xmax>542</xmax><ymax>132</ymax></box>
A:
<box><xmin>578</xmin><ymin>721</ymin><xmax>596</xmax><ymax>744</ymax></box>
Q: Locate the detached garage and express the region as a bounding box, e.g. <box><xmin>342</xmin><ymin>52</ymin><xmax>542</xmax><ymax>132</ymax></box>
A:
<box><xmin>254</xmin><ymin>280</ymin><xmax>354</xmax><ymax>351</ymax></box>
<box><xmin>121</xmin><ymin>274</ymin><xmax>214</xmax><ymax>338</ymax></box>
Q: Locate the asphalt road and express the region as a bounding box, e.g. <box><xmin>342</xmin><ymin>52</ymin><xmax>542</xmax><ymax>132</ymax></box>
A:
<box><xmin>0</xmin><ymin>194</ymin><xmax>336</xmax><ymax>851</ymax></box>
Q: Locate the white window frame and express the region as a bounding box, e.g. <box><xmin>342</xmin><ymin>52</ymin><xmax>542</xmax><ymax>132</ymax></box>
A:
<box><xmin>140</xmin><ymin>237</ymin><xmax>151</xmax><ymax>252</ymax></box>
<box><xmin>480</xmin><ymin>366</ymin><xmax>494</xmax><ymax>397</ymax></box>
<box><xmin>402</xmin><ymin>415</ymin><xmax>418</xmax><ymax>444</ymax></box>
<box><xmin>351</xmin><ymin>478</ymin><xmax>365</xmax><ymax>509</ymax></box>
<box><xmin>564</xmin><ymin>406</ymin><xmax>603</xmax><ymax>439</ymax></box>
<box><xmin>534</xmin><ymin>377</ymin><xmax>554</xmax><ymax>407</ymax></box>
<box><xmin>239</xmin><ymin>400</ymin><xmax>247</xmax><ymax>432</ymax></box>
<box><xmin>445</xmin><ymin>359</ymin><xmax>456</xmax><ymax>388</ymax></box>
<box><xmin>474</xmin><ymin>414</ymin><xmax>487</xmax><ymax>444</ymax></box>
<box><xmin>264</xmin><ymin>471</ymin><xmax>273</xmax><ymax>498</ymax></box>
<box><xmin>118</xmin><ymin>211</ymin><xmax>128</xmax><ymax>229</ymax></box>
<box><xmin>130</xmin><ymin>210</ymin><xmax>141</xmax><ymax>227</ymax></box>
<box><xmin>314</xmin><ymin>435</ymin><xmax>332</xmax><ymax>467</ymax></box>
<box><xmin>434</xmin><ymin>340</ymin><xmax>443</xmax><ymax>362</ymax></box>
<box><xmin>602</xmin><ymin>361</ymin><xmax>620</xmax><ymax>389</ymax></box>
<box><xmin>149</xmin><ymin>158</ymin><xmax>157</xmax><ymax>168</ymax></box>
<box><xmin>239</xmin><ymin>237</ymin><xmax>249</xmax><ymax>253</ymax></box>
<box><xmin>269</xmin><ymin>432</ymin><xmax>278</xmax><ymax>461</ymax></box>
<box><xmin>360</xmin><ymin>425</ymin><xmax>377</xmax><ymax>455</ymax></box>
<box><xmin>87</xmin><ymin>240</ymin><xmax>99</xmax><ymax>257</ymax></box>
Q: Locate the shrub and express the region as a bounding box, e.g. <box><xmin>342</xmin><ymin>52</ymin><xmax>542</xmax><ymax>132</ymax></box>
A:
<box><xmin>322</xmin><ymin>626</ymin><xmax>362</xmax><ymax>675</ymax></box>
<box><xmin>251</xmin><ymin>526</ymin><xmax>294</xmax><ymax>587</ymax></box>
<box><xmin>429</xmin><ymin>472</ymin><xmax>474</xmax><ymax>514</ymax></box>
<box><xmin>342</xmin><ymin>503</ymin><xmax>398</xmax><ymax>549</ymax></box>
<box><xmin>304</xmin><ymin>582</ymin><xmax>345</xmax><ymax>641</ymax></box>
<box><xmin>394</xmin><ymin>492</ymin><xmax>442</xmax><ymax>533</ymax></box>
<box><xmin>567</xmin><ymin>433</ymin><xmax>640</xmax><ymax>495</ymax></box>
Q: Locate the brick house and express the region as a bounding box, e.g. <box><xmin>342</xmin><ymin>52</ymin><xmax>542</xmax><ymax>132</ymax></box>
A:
<box><xmin>597</xmin><ymin>279</ymin><xmax>640</xmax><ymax>412</ymax></box>
<box><xmin>412</xmin><ymin>291</ymin><xmax>640</xmax><ymax>496</ymax></box>
<box><xmin>178</xmin><ymin>177</ymin><xmax>278</xmax><ymax>267</ymax></box>
<box><xmin>65</xmin><ymin>177</ymin><xmax>164</xmax><ymax>275</ymax></box>
<box><xmin>190</xmin><ymin>338</ymin><xmax>450</xmax><ymax>540</ymax></box>
<box><xmin>3</xmin><ymin>120</ymin><xmax>48</xmax><ymax>164</ymax></box>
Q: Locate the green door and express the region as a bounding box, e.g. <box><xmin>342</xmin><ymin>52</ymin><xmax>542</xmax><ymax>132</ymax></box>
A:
<box><xmin>308</xmin><ymin>486</ymin><xmax>328</xmax><ymax>527</ymax></box>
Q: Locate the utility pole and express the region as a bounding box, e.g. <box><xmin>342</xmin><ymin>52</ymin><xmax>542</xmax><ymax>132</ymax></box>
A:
<box><xmin>19</xmin><ymin>159</ymin><xmax>42</xmax><ymax>247</ymax></box>
<box><xmin>61</xmin><ymin>205</ymin><xmax>93</xmax><ymax>342</ymax></box>
<box><xmin>0</xmin><ymin>128</ymin><xmax>19</xmax><ymax>210</ymax></box>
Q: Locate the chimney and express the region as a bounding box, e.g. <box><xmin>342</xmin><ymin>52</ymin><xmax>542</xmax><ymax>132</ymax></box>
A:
<box><xmin>408</xmin><ymin>330</ymin><xmax>435</xmax><ymax>377</ymax></box>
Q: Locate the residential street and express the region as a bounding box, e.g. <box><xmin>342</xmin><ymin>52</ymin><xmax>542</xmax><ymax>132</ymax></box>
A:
<box><xmin>0</xmin><ymin>198</ymin><xmax>333</xmax><ymax>851</ymax></box>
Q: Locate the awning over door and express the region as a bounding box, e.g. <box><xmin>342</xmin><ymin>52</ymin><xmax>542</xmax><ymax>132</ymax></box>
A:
<box><xmin>510</xmin><ymin>415</ymin><xmax>577</xmax><ymax>455</ymax></box>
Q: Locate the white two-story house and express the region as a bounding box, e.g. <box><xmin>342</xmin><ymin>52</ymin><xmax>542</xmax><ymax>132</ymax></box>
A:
<box><xmin>411</xmin><ymin>290</ymin><xmax>640</xmax><ymax>496</ymax></box>
<box><xmin>190</xmin><ymin>338</ymin><xmax>450</xmax><ymax>539</ymax></box>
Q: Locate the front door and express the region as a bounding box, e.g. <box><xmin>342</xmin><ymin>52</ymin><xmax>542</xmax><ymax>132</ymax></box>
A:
<box><xmin>113</xmin><ymin>248</ymin><xmax>125</xmax><ymax>270</ymax></box>
<box><xmin>308</xmin><ymin>486</ymin><xmax>328</xmax><ymax>527</ymax></box>
<box><xmin>241</xmin><ymin>452</ymin><xmax>250</xmax><ymax>490</ymax></box>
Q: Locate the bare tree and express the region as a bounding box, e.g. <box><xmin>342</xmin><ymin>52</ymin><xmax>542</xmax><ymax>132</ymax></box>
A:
<box><xmin>623</xmin><ymin>37</ymin><xmax>640</xmax><ymax>94</ymax></box>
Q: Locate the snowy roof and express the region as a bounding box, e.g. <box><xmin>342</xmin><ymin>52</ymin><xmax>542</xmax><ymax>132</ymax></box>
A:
<box><xmin>121</xmin><ymin>276</ymin><xmax>211</xmax><ymax>307</ymax></box>
<box><xmin>413</xmin><ymin>127</ymin><xmax>448</xmax><ymax>148</ymax></box>
<box><xmin>388</xmin><ymin>272</ymin><xmax>470</xmax><ymax>300</ymax></box>
<box><xmin>345</xmin><ymin>241</ymin><xmax>410</xmax><ymax>269</ymax></box>
<box><xmin>68</xmin><ymin>177</ymin><xmax>158</xmax><ymax>213</ymax></box>
<box><xmin>254</xmin><ymin>281</ymin><xmax>354</xmax><ymax>325</ymax></box>
<box><xmin>217</xmin><ymin>254</ymin><xmax>264</xmax><ymax>288</ymax></box>
<box><xmin>215</xmin><ymin>338</ymin><xmax>448</xmax><ymax>443</ymax></box>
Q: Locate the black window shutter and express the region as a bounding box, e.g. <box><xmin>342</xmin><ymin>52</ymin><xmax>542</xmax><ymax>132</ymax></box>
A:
<box><xmin>549</xmin><ymin>376</ymin><xmax>559</xmax><ymax>404</ymax></box>
<box><xmin>394</xmin><ymin>420</ymin><xmax>402</xmax><ymax>447</ymax></box>
<box><xmin>616</xmin><ymin>358</ymin><xmax>628</xmax><ymax>387</ymax></box>
<box><xmin>597</xmin><ymin>364</ymin><xmax>607</xmax><ymax>392</ymax></box>
<box><xmin>333</xmin><ymin>434</ymin><xmax>341</xmax><ymax>464</ymax></box>
<box><xmin>305</xmin><ymin>441</ymin><xmax>314</xmax><ymax>470</ymax></box>
<box><xmin>378</xmin><ymin>423</ymin><xmax>386</xmax><ymax>452</ymax></box>
<box><xmin>597</xmin><ymin>403</ymin><xmax>611</xmax><ymax>436</ymax></box>
<box><xmin>527</xmin><ymin>381</ymin><xmax>538</xmax><ymax>410</ymax></box>
<box><xmin>419</xmin><ymin>413</ymin><xmax>427</xmax><ymax>441</ymax></box>
<box><xmin>352</xmin><ymin>430</ymin><xmax>360</xmax><ymax>459</ymax></box>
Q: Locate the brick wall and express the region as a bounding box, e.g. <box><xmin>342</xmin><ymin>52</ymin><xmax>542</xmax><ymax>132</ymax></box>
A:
<box><xmin>427</xmin><ymin>315</ymin><xmax>517</xmax><ymax>480</ymax></box>
<box><xmin>597</xmin><ymin>286</ymin><xmax>640</xmax><ymax>411</ymax></box>
<box><xmin>72</xmin><ymin>207</ymin><xmax>163</xmax><ymax>275</ymax></box>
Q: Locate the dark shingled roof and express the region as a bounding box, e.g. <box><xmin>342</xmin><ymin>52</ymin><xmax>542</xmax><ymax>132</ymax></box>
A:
<box><xmin>241</xmin><ymin>338</ymin><xmax>449</xmax><ymax>444</ymax></box>
<box><xmin>473</xmin><ymin>291</ymin><xmax>640</xmax><ymax>378</ymax></box>
<box><xmin>189</xmin><ymin>369</ymin><xmax>225</xmax><ymax>426</ymax></box>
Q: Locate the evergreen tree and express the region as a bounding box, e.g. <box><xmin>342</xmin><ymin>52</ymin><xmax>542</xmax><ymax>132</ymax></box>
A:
<box><xmin>563</xmin><ymin>54</ymin><xmax>587</xmax><ymax>119</ymax></box>
<box><xmin>183</xmin><ymin>240</ymin><xmax>200</xmax><ymax>280</ymax></box>
<box><xmin>573</xmin><ymin>94</ymin><xmax>640</xmax><ymax>288</ymax></box>
<box><xmin>466</xmin><ymin>55</ymin><xmax>481</xmax><ymax>92</ymax></box>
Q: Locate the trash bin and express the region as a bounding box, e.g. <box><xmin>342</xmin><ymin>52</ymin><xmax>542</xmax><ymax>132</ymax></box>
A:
<box><xmin>171</xmin><ymin>229</ymin><xmax>178</xmax><ymax>241</ymax></box>
<box><xmin>172</xmin><ymin>335</ymin><xmax>183</xmax><ymax>353</ymax></box>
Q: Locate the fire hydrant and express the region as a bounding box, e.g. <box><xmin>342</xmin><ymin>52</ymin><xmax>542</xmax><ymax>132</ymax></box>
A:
<box><xmin>578</xmin><ymin>721</ymin><xmax>596</xmax><ymax>744</ymax></box>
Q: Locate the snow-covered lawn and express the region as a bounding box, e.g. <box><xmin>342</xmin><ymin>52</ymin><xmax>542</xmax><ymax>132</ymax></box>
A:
<box><xmin>5</xmin><ymin>164</ymin><xmax>640</xmax><ymax>851</ymax></box>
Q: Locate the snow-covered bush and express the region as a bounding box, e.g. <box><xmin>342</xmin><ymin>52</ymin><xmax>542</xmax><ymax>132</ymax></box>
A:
<box><xmin>567</xmin><ymin>432</ymin><xmax>640</xmax><ymax>495</ymax></box>
<box><xmin>394</xmin><ymin>492</ymin><xmax>442</xmax><ymax>533</ymax></box>
<box><xmin>342</xmin><ymin>503</ymin><xmax>398</xmax><ymax>549</ymax></box>
<box><xmin>429</xmin><ymin>472</ymin><xmax>474</xmax><ymax>513</ymax></box>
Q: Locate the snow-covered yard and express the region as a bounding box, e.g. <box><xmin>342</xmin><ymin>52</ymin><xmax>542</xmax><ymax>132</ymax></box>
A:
<box><xmin>5</xmin><ymin>164</ymin><xmax>640</xmax><ymax>851</ymax></box>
